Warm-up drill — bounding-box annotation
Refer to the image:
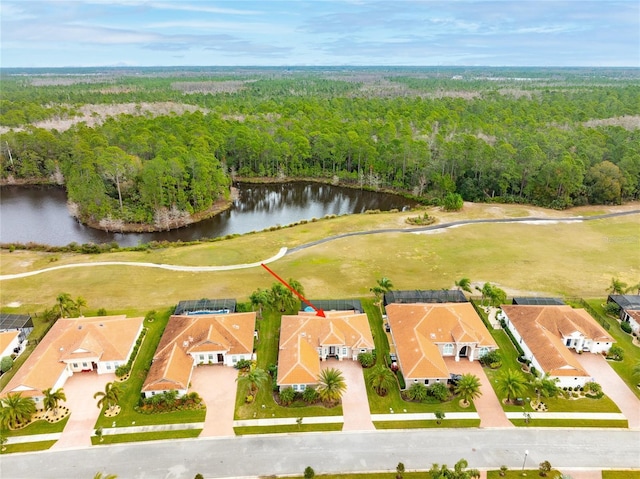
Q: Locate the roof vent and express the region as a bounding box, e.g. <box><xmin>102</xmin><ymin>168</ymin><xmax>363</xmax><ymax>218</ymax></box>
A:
<box><xmin>182</xmin><ymin>341</ymin><xmax>189</xmax><ymax>348</ymax></box>
<box><xmin>99</xmin><ymin>324</ymin><xmax>104</xmax><ymax>327</ymax></box>
<box><xmin>78</xmin><ymin>325</ymin><xmax>83</xmax><ymax>330</ymax></box>
<box><xmin>430</xmin><ymin>333</ymin><xmax>436</xmax><ymax>339</ymax></box>
<box><xmin>232</xmin><ymin>324</ymin><xmax>240</xmax><ymax>329</ymax></box>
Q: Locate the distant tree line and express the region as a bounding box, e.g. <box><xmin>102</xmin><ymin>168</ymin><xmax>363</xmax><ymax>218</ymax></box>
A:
<box><xmin>0</xmin><ymin>72</ymin><xmax>638</xmax><ymax>228</ymax></box>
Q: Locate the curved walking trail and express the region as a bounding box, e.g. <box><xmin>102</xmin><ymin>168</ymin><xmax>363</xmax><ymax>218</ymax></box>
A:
<box><xmin>1</xmin><ymin>210</ymin><xmax>638</xmax><ymax>281</ymax></box>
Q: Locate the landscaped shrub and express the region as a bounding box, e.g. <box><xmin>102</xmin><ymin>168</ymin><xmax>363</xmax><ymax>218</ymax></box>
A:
<box><xmin>278</xmin><ymin>387</ymin><xmax>296</xmax><ymax>406</ymax></box>
<box><xmin>234</xmin><ymin>359</ymin><xmax>252</xmax><ymax>371</ymax></box>
<box><xmin>604</xmin><ymin>302</ymin><xmax>621</xmax><ymax>316</ymax></box>
<box><xmin>115</xmin><ymin>364</ymin><xmax>130</xmax><ymax>378</ymax></box>
<box><xmin>395</xmin><ymin>370</ymin><xmax>406</xmax><ymax>390</ymax></box>
<box><xmin>301</xmin><ymin>386</ymin><xmax>318</xmax><ymax>403</ymax></box>
<box><xmin>406</xmin><ymin>382</ymin><xmax>428</xmax><ymax>401</ymax></box>
<box><xmin>357</xmin><ymin>352</ymin><xmax>374</xmax><ymax>368</ymax></box>
<box><xmin>428</xmin><ymin>382</ymin><xmax>450</xmax><ymax>402</ymax></box>
<box><xmin>0</xmin><ymin>356</ymin><xmax>13</xmax><ymax>373</ymax></box>
<box><xmin>607</xmin><ymin>345</ymin><xmax>624</xmax><ymax>361</ymax></box>
<box><xmin>621</xmin><ymin>321</ymin><xmax>633</xmax><ymax>334</ymax></box>
<box><xmin>479</xmin><ymin>349</ymin><xmax>501</xmax><ymax>367</ymax></box>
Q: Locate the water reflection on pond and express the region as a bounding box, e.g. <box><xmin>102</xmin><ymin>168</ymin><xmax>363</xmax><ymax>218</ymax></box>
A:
<box><xmin>0</xmin><ymin>182</ymin><xmax>416</xmax><ymax>247</ymax></box>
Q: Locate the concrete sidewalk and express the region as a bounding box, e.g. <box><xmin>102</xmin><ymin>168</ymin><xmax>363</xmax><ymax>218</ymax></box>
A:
<box><xmin>504</xmin><ymin>412</ymin><xmax>627</xmax><ymax>420</ymax></box>
<box><xmin>6</xmin><ymin>433</ymin><xmax>61</xmax><ymax>444</ymax></box>
<box><xmin>100</xmin><ymin>422</ymin><xmax>204</xmax><ymax>435</ymax></box>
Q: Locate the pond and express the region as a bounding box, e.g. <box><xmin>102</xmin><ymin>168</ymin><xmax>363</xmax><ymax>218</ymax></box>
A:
<box><xmin>0</xmin><ymin>182</ymin><xmax>416</xmax><ymax>247</ymax></box>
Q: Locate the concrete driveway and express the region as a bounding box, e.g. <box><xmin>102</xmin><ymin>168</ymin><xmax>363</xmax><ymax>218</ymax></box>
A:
<box><xmin>190</xmin><ymin>365</ymin><xmax>239</xmax><ymax>437</ymax></box>
<box><xmin>322</xmin><ymin>359</ymin><xmax>374</xmax><ymax>431</ymax></box>
<box><xmin>445</xmin><ymin>357</ymin><xmax>514</xmax><ymax>428</ymax></box>
<box><xmin>52</xmin><ymin>371</ymin><xmax>116</xmax><ymax>449</ymax></box>
<box><xmin>575</xmin><ymin>352</ymin><xmax>640</xmax><ymax>429</ymax></box>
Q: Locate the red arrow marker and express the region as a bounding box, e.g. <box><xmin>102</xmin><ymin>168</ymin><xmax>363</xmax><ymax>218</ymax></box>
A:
<box><xmin>261</xmin><ymin>263</ymin><xmax>326</xmax><ymax>317</ymax></box>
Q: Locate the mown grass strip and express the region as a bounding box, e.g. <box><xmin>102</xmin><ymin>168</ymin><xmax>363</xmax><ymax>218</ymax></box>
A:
<box><xmin>90</xmin><ymin>429</ymin><xmax>201</xmax><ymax>445</ymax></box>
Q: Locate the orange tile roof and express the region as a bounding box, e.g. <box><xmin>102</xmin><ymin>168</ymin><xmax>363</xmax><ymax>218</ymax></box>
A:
<box><xmin>277</xmin><ymin>311</ymin><xmax>374</xmax><ymax>387</ymax></box>
<box><xmin>0</xmin><ymin>330</ymin><xmax>20</xmax><ymax>356</ymax></box>
<box><xmin>142</xmin><ymin>312</ymin><xmax>255</xmax><ymax>393</ymax></box>
<box><xmin>501</xmin><ymin>305</ymin><xmax>613</xmax><ymax>377</ymax></box>
<box><xmin>385</xmin><ymin>302</ymin><xmax>496</xmax><ymax>380</ymax></box>
<box><xmin>1</xmin><ymin>315</ymin><xmax>143</xmax><ymax>399</ymax></box>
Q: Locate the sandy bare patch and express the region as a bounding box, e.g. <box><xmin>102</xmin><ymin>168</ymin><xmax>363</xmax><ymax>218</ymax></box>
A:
<box><xmin>583</xmin><ymin>115</ymin><xmax>640</xmax><ymax>131</ymax></box>
<box><xmin>1</xmin><ymin>102</ymin><xmax>209</xmax><ymax>134</ymax></box>
<box><xmin>6</xmin><ymin>301</ymin><xmax>22</xmax><ymax>307</ymax></box>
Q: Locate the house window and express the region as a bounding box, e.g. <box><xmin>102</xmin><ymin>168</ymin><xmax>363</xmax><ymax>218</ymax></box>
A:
<box><xmin>208</xmin><ymin>354</ymin><xmax>214</xmax><ymax>361</ymax></box>
<box><xmin>360</xmin><ymin>349</ymin><xmax>367</xmax><ymax>353</ymax></box>
<box><xmin>199</xmin><ymin>355</ymin><xmax>205</xmax><ymax>361</ymax></box>
<box><xmin>443</xmin><ymin>343</ymin><xmax>454</xmax><ymax>355</ymax></box>
<box><xmin>292</xmin><ymin>385</ymin><xmax>299</xmax><ymax>391</ymax></box>
<box><xmin>478</xmin><ymin>347</ymin><xmax>489</xmax><ymax>357</ymax></box>
<box><xmin>72</xmin><ymin>363</ymin><xmax>78</xmax><ymax>368</ymax></box>
<box><xmin>342</xmin><ymin>348</ymin><xmax>347</xmax><ymax>355</ymax></box>
<box><xmin>232</xmin><ymin>357</ymin><xmax>238</xmax><ymax>363</ymax></box>
<box><xmin>106</xmin><ymin>364</ymin><xmax>111</xmax><ymax>370</ymax></box>
<box><xmin>300</xmin><ymin>384</ymin><xmax>306</xmax><ymax>391</ymax></box>
<box><xmin>424</xmin><ymin>379</ymin><xmax>429</xmax><ymax>385</ymax></box>
<box><xmin>82</xmin><ymin>362</ymin><xmax>88</xmax><ymax>368</ymax></box>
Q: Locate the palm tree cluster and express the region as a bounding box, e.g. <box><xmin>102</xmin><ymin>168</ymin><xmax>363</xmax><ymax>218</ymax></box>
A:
<box><xmin>94</xmin><ymin>382</ymin><xmax>121</xmax><ymax>413</ymax></box>
<box><xmin>250</xmin><ymin>279</ymin><xmax>305</xmax><ymax>316</ymax></box>
<box><xmin>454</xmin><ymin>374</ymin><xmax>482</xmax><ymax>406</ymax></box>
<box><xmin>496</xmin><ymin>369</ymin><xmax>528</xmax><ymax>403</ymax></box>
<box><xmin>367</xmin><ymin>364</ymin><xmax>396</xmax><ymax>396</ymax></box>
<box><xmin>370</xmin><ymin>277</ymin><xmax>393</xmax><ymax>314</ymax></box>
<box><xmin>42</xmin><ymin>388</ymin><xmax>66</xmax><ymax>417</ymax></box>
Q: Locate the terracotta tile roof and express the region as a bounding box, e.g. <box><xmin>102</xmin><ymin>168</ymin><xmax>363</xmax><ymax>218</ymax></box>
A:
<box><xmin>1</xmin><ymin>315</ymin><xmax>143</xmax><ymax>399</ymax></box>
<box><xmin>277</xmin><ymin>311</ymin><xmax>374</xmax><ymax>387</ymax></box>
<box><xmin>501</xmin><ymin>305</ymin><xmax>613</xmax><ymax>377</ymax></box>
<box><xmin>0</xmin><ymin>330</ymin><xmax>20</xmax><ymax>355</ymax></box>
<box><xmin>385</xmin><ymin>302</ymin><xmax>496</xmax><ymax>380</ymax></box>
<box><xmin>142</xmin><ymin>312</ymin><xmax>255</xmax><ymax>393</ymax></box>
<box><xmin>627</xmin><ymin>310</ymin><xmax>640</xmax><ymax>322</ymax></box>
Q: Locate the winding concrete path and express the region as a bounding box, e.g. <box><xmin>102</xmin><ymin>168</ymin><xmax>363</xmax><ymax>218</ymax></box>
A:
<box><xmin>1</xmin><ymin>210</ymin><xmax>638</xmax><ymax>281</ymax></box>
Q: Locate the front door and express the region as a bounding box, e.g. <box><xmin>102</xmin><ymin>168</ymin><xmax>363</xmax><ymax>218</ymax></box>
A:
<box><xmin>217</xmin><ymin>353</ymin><xmax>224</xmax><ymax>363</ymax></box>
<box><xmin>459</xmin><ymin>346</ymin><xmax>468</xmax><ymax>358</ymax></box>
<box><xmin>329</xmin><ymin>346</ymin><xmax>336</xmax><ymax>356</ymax></box>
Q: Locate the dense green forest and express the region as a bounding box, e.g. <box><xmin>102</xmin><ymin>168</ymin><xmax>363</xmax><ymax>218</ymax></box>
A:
<box><xmin>1</xmin><ymin>67</ymin><xmax>639</xmax><ymax>229</ymax></box>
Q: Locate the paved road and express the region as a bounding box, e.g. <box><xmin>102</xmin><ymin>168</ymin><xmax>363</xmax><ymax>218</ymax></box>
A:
<box><xmin>2</xmin><ymin>429</ymin><xmax>638</xmax><ymax>479</ymax></box>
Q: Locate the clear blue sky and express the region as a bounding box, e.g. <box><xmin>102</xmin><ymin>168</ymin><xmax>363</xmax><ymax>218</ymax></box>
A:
<box><xmin>1</xmin><ymin>1</ymin><xmax>638</xmax><ymax>68</ymax></box>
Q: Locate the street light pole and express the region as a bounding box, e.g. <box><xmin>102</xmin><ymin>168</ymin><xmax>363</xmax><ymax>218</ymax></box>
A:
<box><xmin>522</xmin><ymin>449</ymin><xmax>529</xmax><ymax>474</ymax></box>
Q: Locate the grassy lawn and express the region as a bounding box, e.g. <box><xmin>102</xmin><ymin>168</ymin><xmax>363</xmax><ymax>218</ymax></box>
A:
<box><xmin>90</xmin><ymin>429</ymin><xmax>201</xmax><ymax>445</ymax></box>
<box><xmin>0</xmin><ymin>441</ymin><xmax>56</xmax><ymax>454</ymax></box>
<box><xmin>1</xmin><ymin>207</ymin><xmax>638</xmax><ymax>313</ymax></box>
<box><xmin>95</xmin><ymin>308</ymin><xmax>206</xmax><ymax>429</ymax></box>
<box><xmin>580</xmin><ymin>299</ymin><xmax>640</xmax><ymax>400</ymax></box>
<box><xmin>510</xmin><ymin>418</ymin><xmax>628</xmax><ymax>428</ymax></box>
<box><xmin>374</xmin><ymin>419</ymin><xmax>480</xmax><ymax>429</ymax></box>
<box><xmin>234</xmin><ymin>423</ymin><xmax>342</xmax><ymax>435</ymax></box>
<box><xmin>603</xmin><ymin>471</ymin><xmax>640</xmax><ymax>479</ymax></box>
<box><xmin>4</xmin><ymin>415</ymin><xmax>69</xmax><ymax>437</ymax></box>
<box><xmin>486</xmin><ymin>471</ymin><xmax>562</xmax><ymax>479</ymax></box>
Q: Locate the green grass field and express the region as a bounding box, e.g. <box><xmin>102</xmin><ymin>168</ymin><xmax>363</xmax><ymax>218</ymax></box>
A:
<box><xmin>1</xmin><ymin>204</ymin><xmax>638</xmax><ymax>313</ymax></box>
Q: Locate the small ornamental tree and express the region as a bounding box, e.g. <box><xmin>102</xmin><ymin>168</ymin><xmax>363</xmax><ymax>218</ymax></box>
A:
<box><xmin>0</xmin><ymin>356</ymin><xmax>13</xmax><ymax>373</ymax></box>
<box><xmin>608</xmin><ymin>345</ymin><xmax>624</xmax><ymax>361</ymax></box>
<box><xmin>278</xmin><ymin>387</ymin><xmax>296</xmax><ymax>406</ymax></box>
<box><xmin>396</xmin><ymin>462</ymin><xmax>405</xmax><ymax>479</ymax></box>
<box><xmin>442</xmin><ymin>192</ymin><xmax>464</xmax><ymax>211</ymax></box>
<box><xmin>304</xmin><ymin>466</ymin><xmax>315</xmax><ymax>479</ymax></box>
<box><xmin>539</xmin><ymin>460</ymin><xmax>552</xmax><ymax>477</ymax></box>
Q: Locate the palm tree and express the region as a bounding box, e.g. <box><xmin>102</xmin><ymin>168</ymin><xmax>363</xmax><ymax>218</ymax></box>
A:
<box><xmin>608</xmin><ymin>277</ymin><xmax>627</xmax><ymax>295</ymax></box>
<box><xmin>625</xmin><ymin>282</ymin><xmax>640</xmax><ymax>295</ymax></box>
<box><xmin>454</xmin><ymin>277</ymin><xmax>473</xmax><ymax>294</ymax></box>
<box><xmin>56</xmin><ymin>292</ymin><xmax>75</xmax><ymax>318</ymax></box>
<box><xmin>75</xmin><ymin>296</ymin><xmax>87</xmax><ymax>316</ymax></box>
<box><xmin>454</xmin><ymin>374</ymin><xmax>482</xmax><ymax>406</ymax></box>
<box><xmin>316</xmin><ymin>368</ymin><xmax>347</xmax><ymax>405</ymax></box>
<box><xmin>532</xmin><ymin>374</ymin><xmax>559</xmax><ymax>405</ymax></box>
<box><xmin>269</xmin><ymin>283</ymin><xmax>297</xmax><ymax>312</ymax></box>
<box><xmin>236</xmin><ymin>366</ymin><xmax>269</xmax><ymax>395</ymax></box>
<box><xmin>94</xmin><ymin>382</ymin><xmax>121</xmax><ymax>413</ymax></box>
<box><xmin>370</xmin><ymin>277</ymin><xmax>393</xmax><ymax>314</ymax></box>
<box><xmin>367</xmin><ymin>364</ymin><xmax>396</xmax><ymax>396</ymax></box>
<box><xmin>42</xmin><ymin>387</ymin><xmax>66</xmax><ymax>417</ymax></box>
<box><xmin>93</xmin><ymin>473</ymin><xmax>118</xmax><ymax>479</ymax></box>
<box><xmin>496</xmin><ymin>368</ymin><xmax>528</xmax><ymax>403</ymax></box>
<box><xmin>249</xmin><ymin>289</ymin><xmax>271</xmax><ymax>319</ymax></box>
<box><xmin>0</xmin><ymin>393</ymin><xmax>36</xmax><ymax>429</ymax></box>
<box><xmin>633</xmin><ymin>361</ymin><xmax>640</xmax><ymax>379</ymax></box>
<box><xmin>407</xmin><ymin>382</ymin><xmax>429</xmax><ymax>401</ymax></box>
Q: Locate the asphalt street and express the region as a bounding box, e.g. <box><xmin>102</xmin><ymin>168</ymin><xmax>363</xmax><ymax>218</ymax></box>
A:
<box><xmin>2</xmin><ymin>428</ymin><xmax>639</xmax><ymax>479</ymax></box>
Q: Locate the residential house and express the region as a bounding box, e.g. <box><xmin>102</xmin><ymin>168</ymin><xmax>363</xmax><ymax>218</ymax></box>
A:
<box><xmin>501</xmin><ymin>305</ymin><xmax>614</xmax><ymax>387</ymax></box>
<box><xmin>277</xmin><ymin>310</ymin><xmax>374</xmax><ymax>392</ymax></box>
<box><xmin>1</xmin><ymin>315</ymin><xmax>143</xmax><ymax>409</ymax></box>
<box><xmin>607</xmin><ymin>294</ymin><xmax>640</xmax><ymax>334</ymax></box>
<box><xmin>141</xmin><ymin>312</ymin><xmax>256</xmax><ymax>398</ymax></box>
<box><xmin>385</xmin><ymin>302</ymin><xmax>497</xmax><ymax>388</ymax></box>
<box><xmin>0</xmin><ymin>313</ymin><xmax>34</xmax><ymax>343</ymax></box>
